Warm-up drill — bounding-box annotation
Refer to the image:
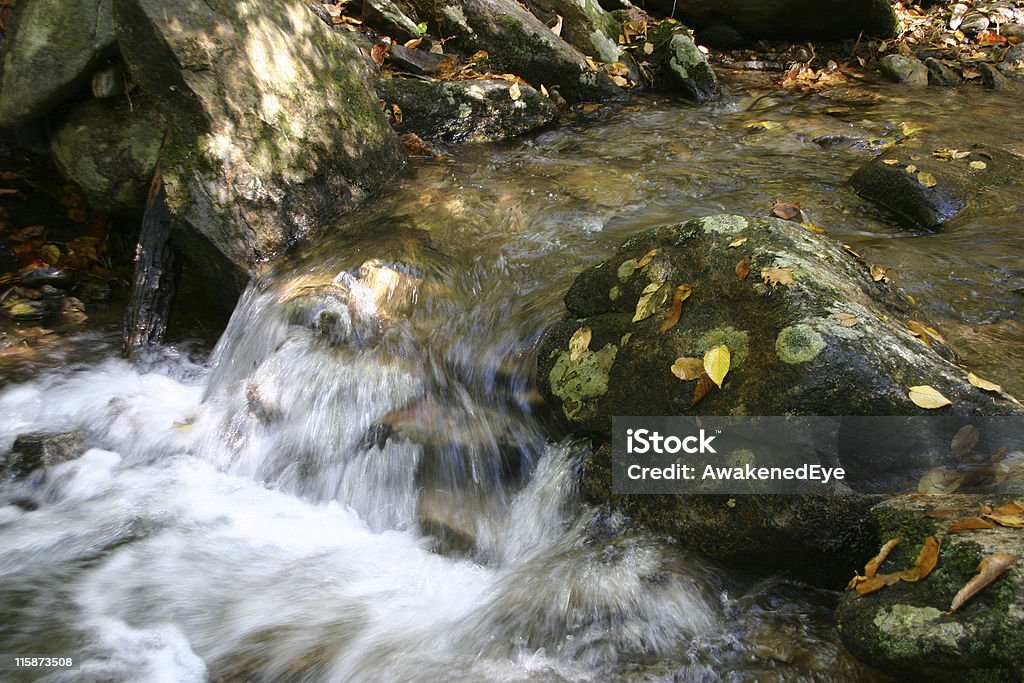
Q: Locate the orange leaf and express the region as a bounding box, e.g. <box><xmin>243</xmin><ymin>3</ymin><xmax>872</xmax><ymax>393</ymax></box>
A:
<box><xmin>735</xmin><ymin>257</ymin><xmax>750</xmax><ymax>281</ymax></box>
<box><xmin>690</xmin><ymin>373</ymin><xmax>714</xmax><ymax>407</ymax></box>
<box><xmin>900</xmin><ymin>536</ymin><xmax>940</xmax><ymax>582</ymax></box>
<box><xmin>865</xmin><ymin>537</ymin><xmax>901</xmax><ymax>578</ymax></box>
<box><xmin>949</xmin><ymin>553</ymin><xmax>1017</xmax><ymax>613</ymax></box>
<box><xmin>947</xmin><ymin>517</ymin><xmax>997</xmax><ymax>533</ymax></box>
<box><xmin>659</xmin><ymin>284</ymin><xmax>691</xmax><ymax>333</ymax></box>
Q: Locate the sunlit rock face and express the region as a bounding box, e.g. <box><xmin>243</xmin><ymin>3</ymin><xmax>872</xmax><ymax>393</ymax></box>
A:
<box><xmin>113</xmin><ymin>0</ymin><xmax>406</xmax><ymax>272</ymax></box>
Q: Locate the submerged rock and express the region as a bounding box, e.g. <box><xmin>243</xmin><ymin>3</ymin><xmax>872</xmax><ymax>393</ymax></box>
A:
<box><xmin>376</xmin><ymin>77</ymin><xmax>558</xmax><ymax>144</ymax></box>
<box><xmin>0</xmin><ymin>0</ymin><xmax>117</xmax><ymax>126</ymax></box>
<box><xmin>113</xmin><ymin>0</ymin><xmax>406</xmax><ymax>272</ymax></box>
<box><xmin>837</xmin><ymin>494</ymin><xmax>1024</xmax><ymax>681</ymax></box>
<box><xmin>1</xmin><ymin>431</ymin><xmax>87</xmax><ymax>481</ymax></box>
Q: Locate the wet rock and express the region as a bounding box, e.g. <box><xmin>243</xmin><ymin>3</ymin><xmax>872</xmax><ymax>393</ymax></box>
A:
<box><xmin>924</xmin><ymin>58</ymin><xmax>960</xmax><ymax>86</ymax></box>
<box><xmin>837</xmin><ymin>494</ymin><xmax>1024</xmax><ymax>681</ymax></box>
<box><xmin>960</xmin><ymin>12</ymin><xmax>991</xmax><ymax>34</ymax></box>
<box><xmin>376</xmin><ymin>77</ymin><xmax>558</xmax><ymax>144</ymax></box>
<box><xmin>19</xmin><ymin>267</ymin><xmax>74</xmax><ymax>290</ymax></box>
<box><xmin>50</xmin><ymin>98</ymin><xmax>163</xmax><ymax>213</ymax></box>
<box><xmin>386</xmin><ymin>43</ymin><xmax>449</xmax><ymax>75</ymax></box>
<box><xmin>661</xmin><ymin>31</ymin><xmax>718</xmax><ymax>102</ymax></box>
<box><xmin>402</xmin><ymin>0</ymin><xmax>622</xmax><ymax>102</ymax></box>
<box><xmin>114</xmin><ymin>0</ymin><xmax>406</xmax><ymax>272</ymax></box>
<box><xmin>78</xmin><ymin>280</ymin><xmax>113</xmax><ymax>303</ymax></box>
<box><xmin>879</xmin><ymin>54</ymin><xmax>928</xmax><ymax>87</ymax></box>
<box><xmin>979</xmin><ymin>62</ymin><xmax>1011</xmax><ymax>91</ymax></box>
<box><xmin>1002</xmin><ymin>23</ymin><xmax>1024</xmax><ymax>41</ymax></box>
<box><xmin>0</xmin><ymin>0</ymin><xmax>117</xmax><ymax>126</ymax></box>
<box><xmin>0</xmin><ymin>286</ymin><xmax>63</xmax><ymax>322</ymax></box>
<box><xmin>850</xmin><ymin>146</ymin><xmax>1024</xmax><ymax>230</ymax></box>
<box><xmin>2</xmin><ymin>432</ymin><xmax>87</xmax><ymax>480</ymax></box>
<box><xmin>417</xmin><ymin>488</ymin><xmax>482</xmax><ymax>556</ymax></box>
<box><xmin>998</xmin><ymin>43</ymin><xmax>1024</xmax><ymax>73</ymax></box>
<box><xmin>361</xmin><ymin>0</ymin><xmax>422</xmax><ymax>41</ymax></box>
<box><xmin>525</xmin><ymin>0</ymin><xmax>627</xmax><ymax>65</ymax></box>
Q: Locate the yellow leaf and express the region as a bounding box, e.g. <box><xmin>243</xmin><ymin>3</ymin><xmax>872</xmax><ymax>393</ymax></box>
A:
<box><xmin>833</xmin><ymin>313</ymin><xmax>859</xmax><ymax>327</ymax></box>
<box><xmin>801</xmin><ymin>221</ymin><xmax>826</xmax><ymax>234</ymax></box>
<box><xmin>643</xmin><ymin>42</ymin><xmax>654</xmax><ymax>55</ymax></box>
<box><xmin>970</xmin><ymin>160</ymin><xmax>987</xmax><ymax>170</ymax></box>
<box><xmin>985</xmin><ymin>514</ymin><xmax>1024</xmax><ymax>528</ymax></box>
<box><xmin>882</xmin><ymin>158</ymin><xmax>900</xmax><ymax>165</ymax></box>
<box><xmin>968</xmin><ymin>372</ymin><xmax>1002</xmax><ymax>393</ymax></box>
<box><xmin>40</xmin><ymin>244</ymin><xmax>60</xmax><ymax>265</ymax></box>
<box><xmin>923</xmin><ymin>325</ymin><xmax>945</xmax><ymax>344</ymax></box>
<box><xmin>569</xmin><ymin>326</ymin><xmax>592</xmax><ymax>362</ymax></box>
<box><xmin>671</xmin><ymin>356</ymin><xmax>704</xmax><ymax>381</ymax></box>
<box><xmin>918</xmin><ymin>467</ymin><xmax>962</xmax><ymax>494</ymax></box>
<box><xmin>760</xmin><ymin>266</ymin><xmax>795</xmax><ymax>287</ymax></box>
<box><xmin>728</xmin><ymin>236</ymin><xmax>747</xmax><ymax>248</ymax></box>
<box><xmin>659</xmin><ymin>284</ymin><xmax>691</xmax><ymax>332</ymax></box>
<box><xmin>609</xmin><ymin>75</ymin><xmax>629</xmax><ymax>87</ymax></box>
<box><xmin>917</xmin><ymin>171</ymin><xmax>937</xmax><ymax>188</ymax></box>
<box><xmin>906</xmin><ymin>320</ymin><xmax>931</xmax><ymax>346</ymax></box>
<box><xmin>905</xmin><ymin>164</ymin><xmax>917</xmax><ymax>174</ymax></box>
<box><xmin>632</xmin><ymin>281</ymin><xmax>669</xmax><ymax>323</ymax></box>
<box><xmin>508</xmin><ymin>83</ymin><xmax>522</xmax><ymax>101</ymax></box>
<box><xmin>636</xmin><ymin>248</ymin><xmax>659</xmax><ymax>268</ymax></box>
<box><xmin>870</xmin><ymin>264</ymin><xmax>890</xmax><ymax>282</ymax></box>
<box><xmin>909</xmin><ymin>385</ymin><xmax>952</xmax><ymax>409</ymax></box>
<box><xmin>703</xmin><ymin>345</ymin><xmax>731</xmax><ymax>388</ymax></box>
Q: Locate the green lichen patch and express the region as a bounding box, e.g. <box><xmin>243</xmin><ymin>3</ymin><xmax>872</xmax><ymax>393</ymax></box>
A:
<box><xmin>547</xmin><ymin>343</ymin><xmax>617</xmax><ymax>421</ymax></box>
<box><xmin>776</xmin><ymin>324</ymin><xmax>826</xmax><ymax>364</ymax></box>
<box><xmin>699</xmin><ymin>214</ymin><xmax>748</xmax><ymax>235</ymax></box>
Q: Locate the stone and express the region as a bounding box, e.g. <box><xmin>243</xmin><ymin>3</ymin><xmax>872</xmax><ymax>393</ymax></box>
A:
<box><xmin>837</xmin><ymin>494</ymin><xmax>1024</xmax><ymax>680</ymax></box>
<box><xmin>879</xmin><ymin>54</ymin><xmax>929</xmax><ymax>87</ymax></box>
<box><xmin>998</xmin><ymin>44</ymin><xmax>1024</xmax><ymax>73</ymax></box>
<box><xmin>50</xmin><ymin>98</ymin><xmax>163</xmax><ymax>213</ymax></box>
<box><xmin>362</xmin><ymin>0</ymin><xmax>422</xmax><ymax>42</ymax></box>
<box><xmin>924</xmin><ymin>57</ymin><xmax>961</xmax><ymax>86</ymax></box>
<box><xmin>960</xmin><ymin>12</ymin><xmax>990</xmax><ymax>34</ymax></box>
<box><xmin>402</xmin><ymin>0</ymin><xmax>622</xmax><ymax>102</ymax></box>
<box><xmin>1002</xmin><ymin>23</ymin><xmax>1024</xmax><ymax>41</ymax></box>
<box><xmin>2</xmin><ymin>432</ymin><xmax>87</xmax><ymax>480</ymax></box>
<box><xmin>525</xmin><ymin>0</ymin><xmax>626</xmax><ymax>65</ymax></box>
<box><xmin>663</xmin><ymin>32</ymin><xmax>717</xmax><ymax>102</ymax></box>
<box><xmin>376</xmin><ymin>77</ymin><xmax>558</xmax><ymax>144</ymax></box>
<box><xmin>113</xmin><ymin>0</ymin><xmax>406</xmax><ymax>272</ymax></box>
<box><xmin>0</xmin><ymin>0</ymin><xmax>117</xmax><ymax>126</ymax></box>
<box><xmin>386</xmin><ymin>43</ymin><xmax>449</xmax><ymax>75</ymax></box>
<box><xmin>980</xmin><ymin>62</ymin><xmax>1011</xmax><ymax>91</ymax></box>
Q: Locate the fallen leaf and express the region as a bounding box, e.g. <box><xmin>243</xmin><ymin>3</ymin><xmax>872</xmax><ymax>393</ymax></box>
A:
<box><xmin>870</xmin><ymin>264</ymin><xmax>890</xmax><ymax>282</ymax></box>
<box><xmin>659</xmin><ymin>284</ymin><xmax>691</xmax><ymax>332</ymax></box>
<box><xmin>917</xmin><ymin>171</ymin><xmax>938</xmax><ymax>188</ymax></box>
<box><xmin>39</xmin><ymin>244</ymin><xmax>60</xmax><ymax>265</ymax></box>
<box><xmin>632</xmin><ymin>281</ymin><xmax>669</xmax><ymax>323</ymax></box>
<box><xmin>909</xmin><ymin>385</ymin><xmax>952</xmax><ymax>409</ymax></box>
<box><xmin>569</xmin><ymin>326</ymin><xmax>592</xmax><ymax>361</ymax></box>
<box><xmin>906</xmin><ymin>320</ymin><xmax>931</xmax><ymax>346</ymax></box>
<box><xmin>771</xmin><ymin>201</ymin><xmax>804</xmax><ymax>222</ymax></box>
<box><xmin>509</xmin><ymin>82</ymin><xmax>522</xmax><ymax>100</ymax></box>
<box><xmin>801</xmin><ymin>221</ymin><xmax>827</xmax><ymax>234</ymax></box>
<box><xmin>970</xmin><ymin>160</ymin><xmax>987</xmax><ymax>170</ymax></box>
<box><xmin>671</xmin><ymin>356</ymin><xmax>705</xmax><ymax>381</ymax></box>
<box><xmin>842</xmin><ymin>244</ymin><xmax>863</xmax><ymax>260</ymax></box>
<box><xmin>550</xmin><ymin>13</ymin><xmax>563</xmax><ymax>36</ymax></box>
<box><xmin>854</xmin><ymin>575</ymin><xmax>887</xmax><ymax>595</ymax></box>
<box><xmin>636</xmin><ymin>248</ymin><xmax>659</xmax><ymax>268</ymax></box>
<box><xmin>399</xmin><ymin>132</ymin><xmax>434</xmax><ymax>157</ymax></box>
<box><xmin>865</xmin><ymin>537</ymin><xmax>902</xmax><ymax>578</ymax></box>
<box><xmin>993</xmin><ymin>501</ymin><xmax>1024</xmax><ymax>516</ymax></box>
<box><xmin>690</xmin><ymin>373</ymin><xmax>715</xmax><ymax>407</ymax></box>
<box><xmin>985</xmin><ymin>514</ymin><xmax>1024</xmax><ymax>528</ymax></box>
<box><xmin>370</xmin><ymin>43</ymin><xmax>387</xmax><ymax>67</ymax></box>
<box><xmin>949</xmin><ymin>553</ymin><xmax>1017</xmax><ymax>613</ymax></box>
<box><xmin>923</xmin><ymin>325</ymin><xmax>945</xmax><ymax>344</ymax></box>
<box><xmin>968</xmin><ymin>372</ymin><xmax>1002</xmax><ymax>393</ymax></box>
<box><xmin>404</xmin><ymin>37</ymin><xmax>423</xmax><ymax>49</ymax></box>
<box><xmin>923</xmin><ymin>508</ymin><xmax>962</xmax><ymax>518</ymax></box>
<box><xmin>643</xmin><ymin>42</ymin><xmax>654</xmax><ymax>55</ymax></box>
<box><xmin>761</xmin><ymin>266</ymin><xmax>795</xmax><ymax>287</ymax></box>
<box><xmin>728</xmin><ymin>236</ymin><xmax>747</xmax><ymax>248</ymax></box>
<box><xmin>735</xmin><ymin>257</ymin><xmax>750</xmax><ymax>281</ymax></box>
<box><xmin>918</xmin><ymin>467</ymin><xmax>963</xmax><ymax>494</ymax></box>
<box><xmin>882</xmin><ymin>158</ymin><xmax>901</xmax><ymax>165</ymax></box>
<box><xmin>905</xmin><ymin>164</ymin><xmax>917</xmax><ymax>174</ymax></box>
<box><xmin>947</xmin><ymin>517</ymin><xmax>997</xmax><ymax>533</ymax></box>
<box><xmin>703</xmin><ymin>345</ymin><xmax>731</xmax><ymax>388</ymax></box>
<box><xmin>900</xmin><ymin>536</ymin><xmax>940</xmax><ymax>582</ymax></box>
<box><xmin>833</xmin><ymin>312</ymin><xmax>859</xmax><ymax>327</ymax></box>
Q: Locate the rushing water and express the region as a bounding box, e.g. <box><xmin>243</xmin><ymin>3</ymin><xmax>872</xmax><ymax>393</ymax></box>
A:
<box><xmin>1</xmin><ymin>72</ymin><xmax>1023</xmax><ymax>681</ymax></box>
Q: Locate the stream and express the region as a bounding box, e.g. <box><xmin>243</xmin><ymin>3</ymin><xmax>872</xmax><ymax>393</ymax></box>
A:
<box><xmin>0</xmin><ymin>72</ymin><xmax>1022</xmax><ymax>681</ymax></box>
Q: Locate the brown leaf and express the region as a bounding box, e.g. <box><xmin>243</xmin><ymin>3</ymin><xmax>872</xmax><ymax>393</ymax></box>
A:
<box><xmin>636</xmin><ymin>248</ymin><xmax>660</xmax><ymax>268</ymax></box>
<box><xmin>771</xmin><ymin>201</ymin><xmax>804</xmax><ymax>222</ymax></box>
<box><xmin>924</xmin><ymin>508</ymin><xmax>962</xmax><ymax>519</ymax></box>
<box><xmin>671</xmin><ymin>357</ymin><xmax>705</xmax><ymax>381</ymax></box>
<box><xmin>569</xmin><ymin>326</ymin><xmax>592</xmax><ymax>362</ymax></box>
<box><xmin>760</xmin><ymin>266</ymin><xmax>795</xmax><ymax>287</ymax></box>
<box><xmin>833</xmin><ymin>313</ymin><xmax>859</xmax><ymax>327</ymax></box>
<box><xmin>853</xmin><ymin>575</ymin><xmax>887</xmax><ymax>595</ymax></box>
<box><xmin>900</xmin><ymin>536</ymin><xmax>940</xmax><ymax>582</ymax></box>
<box><xmin>906</xmin><ymin>320</ymin><xmax>932</xmax><ymax>346</ymax></box>
<box><xmin>404</xmin><ymin>38</ymin><xmax>423</xmax><ymax>49</ymax></box>
<box><xmin>979</xmin><ymin>503</ymin><xmax>994</xmax><ymax>516</ymax></box>
<box><xmin>949</xmin><ymin>553</ymin><xmax>1017</xmax><ymax>613</ymax></box>
<box><xmin>842</xmin><ymin>244</ymin><xmax>863</xmax><ymax>261</ymax></box>
<box><xmin>400</xmin><ymin>132</ymin><xmax>434</xmax><ymax>157</ymax></box>
<box><xmin>870</xmin><ymin>264</ymin><xmax>891</xmax><ymax>282</ymax></box>
<box><xmin>659</xmin><ymin>284</ymin><xmax>691</xmax><ymax>333</ymax></box>
<box><xmin>950</xmin><ymin>424</ymin><xmax>980</xmax><ymax>459</ymax></box>
<box><xmin>993</xmin><ymin>501</ymin><xmax>1024</xmax><ymax>516</ymax></box>
<box><xmin>371</xmin><ymin>43</ymin><xmax>388</xmax><ymax>67</ymax></box>
<box><xmin>947</xmin><ymin>517</ymin><xmax>997</xmax><ymax>533</ymax></box>
<box><xmin>985</xmin><ymin>514</ymin><xmax>1024</xmax><ymax>528</ymax></box>
<box><xmin>735</xmin><ymin>257</ymin><xmax>750</xmax><ymax>281</ymax></box>
<box><xmin>865</xmin><ymin>537</ymin><xmax>902</xmax><ymax>578</ymax></box>
<box><xmin>690</xmin><ymin>373</ymin><xmax>715</xmax><ymax>407</ymax></box>
<box><xmin>968</xmin><ymin>372</ymin><xmax>1002</xmax><ymax>393</ymax></box>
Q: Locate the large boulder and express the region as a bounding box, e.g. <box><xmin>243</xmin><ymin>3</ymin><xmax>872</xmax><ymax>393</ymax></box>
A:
<box><xmin>112</xmin><ymin>0</ymin><xmax>406</xmax><ymax>272</ymax></box>
<box><xmin>525</xmin><ymin>0</ymin><xmax>626</xmax><ymax>65</ymax></box>
<box><xmin>376</xmin><ymin>77</ymin><xmax>558</xmax><ymax>144</ymax></box>
<box><xmin>0</xmin><ymin>0</ymin><xmax>117</xmax><ymax>126</ymax></box>
<box><xmin>402</xmin><ymin>0</ymin><xmax>622</xmax><ymax>102</ymax></box>
<box><xmin>648</xmin><ymin>22</ymin><xmax>718</xmax><ymax>102</ymax></box>
<box><xmin>837</xmin><ymin>494</ymin><xmax>1024</xmax><ymax>681</ymax></box>
<box><xmin>50</xmin><ymin>99</ymin><xmax>163</xmax><ymax>213</ymax></box>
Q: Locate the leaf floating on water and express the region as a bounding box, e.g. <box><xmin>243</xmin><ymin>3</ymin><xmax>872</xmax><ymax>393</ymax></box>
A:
<box><xmin>671</xmin><ymin>356</ymin><xmax>705</xmax><ymax>381</ymax></box>
<box><xmin>949</xmin><ymin>553</ymin><xmax>1017</xmax><ymax>613</ymax></box>
<box><xmin>568</xmin><ymin>326</ymin><xmax>592</xmax><ymax>362</ymax></box>
<box><xmin>508</xmin><ymin>82</ymin><xmax>522</xmax><ymax>101</ymax></box>
<box><xmin>918</xmin><ymin>467</ymin><xmax>963</xmax><ymax>494</ymax></box>
<box><xmin>660</xmin><ymin>284</ymin><xmax>691</xmax><ymax>333</ymax></box>
<box><xmin>970</xmin><ymin>160</ymin><xmax>987</xmax><ymax>170</ymax></box>
<box><xmin>728</xmin><ymin>236</ymin><xmax>748</xmax><ymax>248</ymax></box>
<box><xmin>746</xmin><ymin>120</ymin><xmax>780</xmax><ymax>131</ymax></box>
<box><xmin>865</xmin><ymin>537</ymin><xmax>902</xmax><ymax>578</ymax></box>
<box><xmin>690</xmin><ymin>373</ymin><xmax>715</xmax><ymax>407</ymax></box>
<box><xmin>833</xmin><ymin>313</ymin><xmax>859</xmax><ymax>327</ymax></box>
<box><xmin>703</xmin><ymin>345</ymin><xmax>731</xmax><ymax>389</ymax></box>
<box><xmin>771</xmin><ymin>200</ymin><xmax>804</xmax><ymax>222</ymax></box>
<box><xmin>968</xmin><ymin>372</ymin><xmax>1002</xmax><ymax>393</ymax></box>
<box><xmin>909</xmin><ymin>385</ymin><xmax>952</xmax><ymax>409</ymax></box>
<box><xmin>917</xmin><ymin>171</ymin><xmax>938</xmax><ymax>188</ymax></box>
<box><xmin>947</xmin><ymin>517</ymin><xmax>997</xmax><ymax>533</ymax></box>
<box><xmin>735</xmin><ymin>257</ymin><xmax>750</xmax><ymax>281</ymax></box>
<box><xmin>900</xmin><ymin>536</ymin><xmax>940</xmax><ymax>583</ymax></box>
<box><xmin>617</xmin><ymin>259</ymin><xmax>638</xmax><ymax>281</ymax></box>
<box><xmin>632</xmin><ymin>281</ymin><xmax>669</xmax><ymax>323</ymax></box>
<box><xmin>636</xmin><ymin>248</ymin><xmax>660</xmax><ymax>268</ymax></box>
<box><xmin>950</xmin><ymin>424</ymin><xmax>980</xmax><ymax>459</ymax></box>
<box><xmin>761</xmin><ymin>266</ymin><xmax>795</xmax><ymax>287</ymax></box>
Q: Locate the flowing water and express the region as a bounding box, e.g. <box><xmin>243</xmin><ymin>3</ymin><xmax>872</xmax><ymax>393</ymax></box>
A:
<box><xmin>1</xmin><ymin>71</ymin><xmax>1022</xmax><ymax>681</ymax></box>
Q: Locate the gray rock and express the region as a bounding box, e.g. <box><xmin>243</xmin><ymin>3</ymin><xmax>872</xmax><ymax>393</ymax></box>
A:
<box><xmin>2</xmin><ymin>432</ymin><xmax>87</xmax><ymax>480</ymax></box>
<box><xmin>50</xmin><ymin>99</ymin><xmax>163</xmax><ymax>213</ymax></box>
<box><xmin>980</xmin><ymin>62</ymin><xmax>1011</xmax><ymax>90</ymax></box>
<box><xmin>925</xmin><ymin>57</ymin><xmax>961</xmax><ymax>86</ymax></box>
<box><xmin>1002</xmin><ymin>23</ymin><xmax>1024</xmax><ymax>41</ymax></box>
<box><xmin>526</xmin><ymin>0</ymin><xmax>626</xmax><ymax>65</ymax></box>
<box><xmin>0</xmin><ymin>0</ymin><xmax>117</xmax><ymax>126</ymax></box>
<box><xmin>664</xmin><ymin>32</ymin><xmax>717</xmax><ymax>102</ymax></box>
<box><xmin>113</xmin><ymin>0</ymin><xmax>406</xmax><ymax>272</ymax></box>
<box><xmin>960</xmin><ymin>12</ymin><xmax>990</xmax><ymax>34</ymax></box>
<box><xmin>403</xmin><ymin>0</ymin><xmax>622</xmax><ymax>102</ymax></box>
<box><xmin>362</xmin><ymin>0</ymin><xmax>422</xmax><ymax>42</ymax></box>
<box><xmin>837</xmin><ymin>494</ymin><xmax>1024</xmax><ymax>680</ymax></box>
<box><xmin>376</xmin><ymin>77</ymin><xmax>558</xmax><ymax>144</ymax></box>
<box><xmin>998</xmin><ymin>43</ymin><xmax>1024</xmax><ymax>72</ymax></box>
<box><xmin>879</xmin><ymin>54</ymin><xmax>929</xmax><ymax>87</ymax></box>
<box><xmin>386</xmin><ymin>43</ymin><xmax>449</xmax><ymax>75</ymax></box>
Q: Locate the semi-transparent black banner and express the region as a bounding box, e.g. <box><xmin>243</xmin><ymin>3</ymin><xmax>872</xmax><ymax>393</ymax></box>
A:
<box><xmin>611</xmin><ymin>416</ymin><xmax>1024</xmax><ymax>495</ymax></box>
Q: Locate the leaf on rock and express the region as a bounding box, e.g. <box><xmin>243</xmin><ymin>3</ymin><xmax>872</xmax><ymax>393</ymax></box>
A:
<box><xmin>660</xmin><ymin>284</ymin><xmax>691</xmax><ymax>332</ymax></box>
<box><xmin>690</xmin><ymin>373</ymin><xmax>715</xmax><ymax>407</ymax></box>
<box><xmin>735</xmin><ymin>257</ymin><xmax>750</xmax><ymax>281</ymax></box>
<box><xmin>985</xmin><ymin>514</ymin><xmax>1024</xmax><ymax>528</ymax></box>
<box><xmin>40</xmin><ymin>244</ymin><xmax>60</xmax><ymax>265</ymax></box>
<box><xmin>906</xmin><ymin>320</ymin><xmax>932</xmax><ymax>346</ymax></box>
<box><xmin>617</xmin><ymin>259</ymin><xmax>638</xmax><ymax>281</ymax></box>
<box><xmin>949</xmin><ymin>553</ymin><xmax>1017</xmax><ymax>613</ymax></box>
<box><xmin>947</xmin><ymin>517</ymin><xmax>997</xmax><ymax>533</ymax></box>
<box><xmin>917</xmin><ymin>171</ymin><xmax>938</xmax><ymax>188</ymax></box>
<box><xmin>671</xmin><ymin>356</ymin><xmax>705</xmax><ymax>381</ymax></box>
<box><xmin>569</xmin><ymin>326</ymin><xmax>592</xmax><ymax>362</ymax></box>
<box><xmin>993</xmin><ymin>501</ymin><xmax>1024</xmax><ymax>516</ymax></box>
<box><xmin>950</xmin><ymin>424</ymin><xmax>980</xmax><ymax>459</ymax></box>
<box><xmin>882</xmin><ymin>158</ymin><xmax>901</xmax><ymax>165</ymax></box>
<box><xmin>728</xmin><ymin>236</ymin><xmax>747</xmax><ymax>248</ymax></box>
<box><xmin>801</xmin><ymin>221</ymin><xmax>827</xmax><ymax>234</ymax></box>
<box><xmin>761</xmin><ymin>266</ymin><xmax>795</xmax><ymax>287</ymax></box>
<box><xmin>909</xmin><ymin>385</ymin><xmax>952</xmax><ymax>409</ymax></box>
<box><xmin>900</xmin><ymin>536</ymin><xmax>940</xmax><ymax>582</ymax></box>
<box><xmin>918</xmin><ymin>467</ymin><xmax>963</xmax><ymax>494</ymax></box>
<box><xmin>370</xmin><ymin>43</ymin><xmax>388</xmax><ymax>67</ymax></box>
<box><xmin>509</xmin><ymin>82</ymin><xmax>522</xmax><ymax>101</ymax></box>
<box><xmin>703</xmin><ymin>345</ymin><xmax>731</xmax><ymax>389</ymax></box>
<box><xmin>833</xmin><ymin>312</ymin><xmax>859</xmax><ymax>327</ymax></box>
<box><xmin>771</xmin><ymin>201</ymin><xmax>804</xmax><ymax>222</ymax></box>
<box><xmin>968</xmin><ymin>372</ymin><xmax>1002</xmax><ymax>393</ymax></box>
<box><xmin>970</xmin><ymin>160</ymin><xmax>987</xmax><ymax>170</ymax></box>
<box><xmin>865</xmin><ymin>537</ymin><xmax>902</xmax><ymax>578</ymax></box>
<box><xmin>636</xmin><ymin>248</ymin><xmax>660</xmax><ymax>268</ymax></box>
<box><xmin>632</xmin><ymin>281</ymin><xmax>669</xmax><ymax>323</ymax></box>
<box><xmin>924</xmin><ymin>508</ymin><xmax>962</xmax><ymax>519</ymax></box>
<box><xmin>870</xmin><ymin>264</ymin><xmax>890</xmax><ymax>282</ymax></box>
